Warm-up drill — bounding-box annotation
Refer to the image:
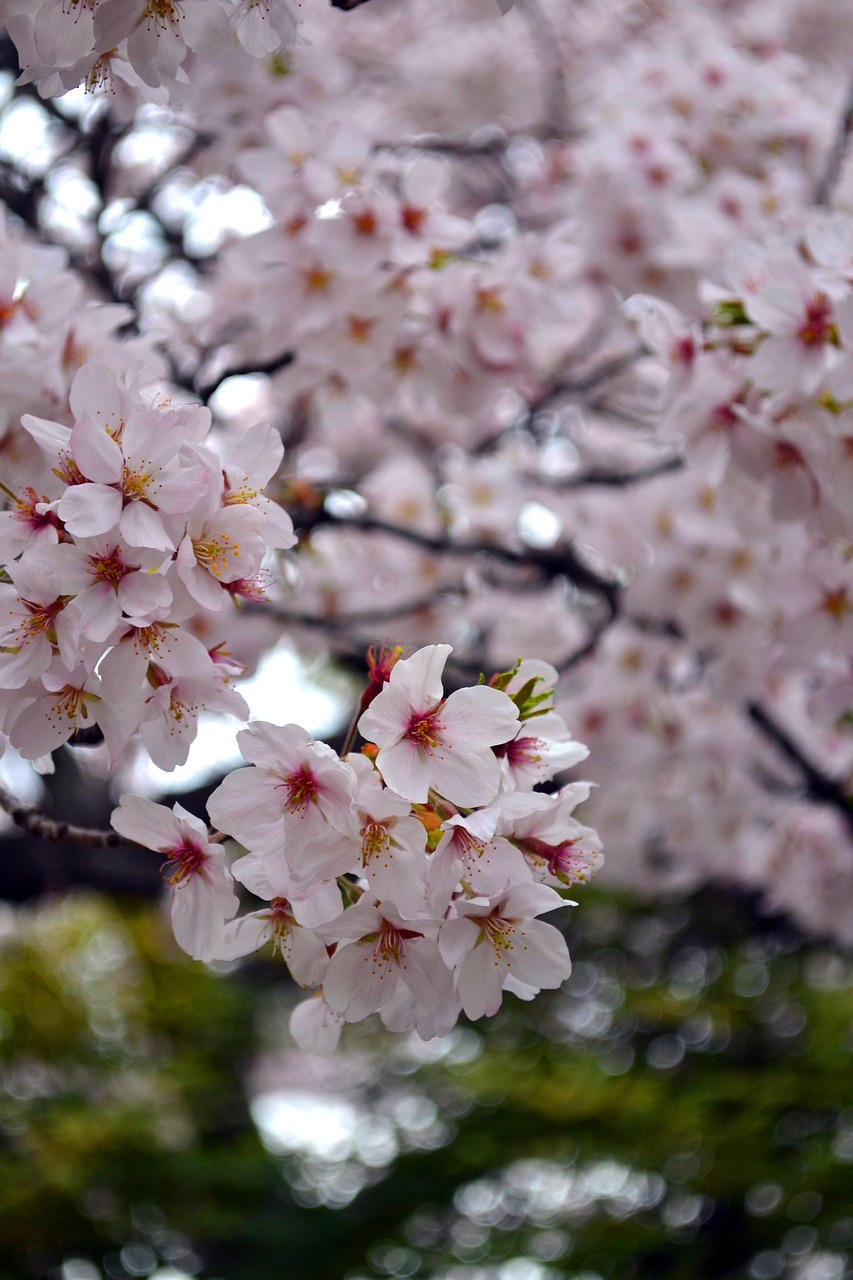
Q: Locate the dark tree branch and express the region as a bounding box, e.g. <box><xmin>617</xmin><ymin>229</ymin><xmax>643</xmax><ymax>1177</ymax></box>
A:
<box><xmin>541</xmin><ymin>455</ymin><xmax>683</xmax><ymax>490</ymax></box>
<box><xmin>815</xmin><ymin>70</ymin><xmax>853</xmax><ymax>207</ymax></box>
<box><xmin>291</xmin><ymin>506</ymin><xmax>622</xmax><ymax>607</ymax></box>
<box><xmin>748</xmin><ymin>702</ymin><xmax>853</xmax><ymax>837</ymax></box>
<box><xmin>258</xmin><ymin>585</ymin><xmax>467</xmax><ymax>632</ymax></box>
<box><xmin>0</xmin><ymin>781</ymin><xmax>138</xmax><ymax>848</ymax></box>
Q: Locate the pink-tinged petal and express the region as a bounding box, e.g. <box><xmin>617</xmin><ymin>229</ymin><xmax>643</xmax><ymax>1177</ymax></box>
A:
<box><xmin>70</xmin><ymin>414</ymin><xmax>122</xmax><ymax>483</ymax></box>
<box><xmin>141</xmin><ymin>705</ymin><xmax>196</xmax><ymax>770</ymax></box>
<box><xmin>323</xmin><ymin>941</ymin><xmax>394</xmax><ymax>1021</ymax></box>
<box><xmin>155</xmin><ymin>465</ymin><xmax>212</xmax><ymax>513</ymax></box>
<box><xmin>207</xmin><ymin>768</ymin><xmax>284</xmax><ymax>851</ymax></box>
<box><xmin>211</xmin><ymin>913</ymin><xmax>271</xmax><ymax>961</ymax></box>
<box><xmin>74</xmin><ymin>584</ymin><xmax>120</xmax><ymax>642</ymax></box>
<box><xmin>457</xmin><ymin>936</ymin><xmax>505</xmax><ymax>1020</ymax></box>
<box><xmin>111</xmin><ymin>794</ymin><xmax>186</xmax><ymax>851</ymax></box>
<box><xmin>441</xmin><ymin>685</ymin><xmax>519</xmax><ymax>748</ymax></box>
<box><xmin>0</xmin><ymin>634</ymin><xmax>53</xmax><ymax>689</ymax></box>
<box><xmin>262</xmin><ymin>502</ymin><xmax>296</xmax><ymax>549</ymax></box>
<box><xmin>286</xmin><ymin>927</ymin><xmax>330</xmax><ymax>988</ymax></box>
<box><xmin>286</xmin><ymin>830</ymin><xmax>357</xmax><ymax>890</ymax></box>
<box><xmin>223</xmin><ymin>422</ymin><xmax>284</xmax><ymax>490</ymax></box>
<box><xmin>96</xmin><ymin>693</ymin><xmax>145</xmax><ymax>769</ymax></box>
<box><xmin>398</xmin><ymin>937</ymin><xmax>453</xmax><ymax>1011</ymax></box>
<box><xmin>21</xmin><ymin>413</ymin><xmax>72</xmax><ymax>457</ymax></box>
<box><xmin>8</xmin><ymin>694</ymin><xmax>78</xmax><ymax>758</ymax></box>
<box><xmin>430</xmin><ymin>747</ymin><xmax>502</xmax><ymax>807</ymax></box>
<box><xmin>119</xmin><ymin>501</ymin><xmax>175</xmax><ymax>551</ymax></box>
<box><xmin>184</xmin><ymin>562</ymin><xmax>227</xmax><ymax>612</ymax></box>
<box><xmin>117</xmin><ymin>571</ymin><xmax>172</xmax><ymax>618</ymax></box>
<box><xmin>69</xmin><ymin>363</ymin><xmax>125</xmax><ymax>430</ymax></box>
<box><xmin>358</xmin><ymin>683</ymin><xmax>416</xmax><ymax>745</ymax></box>
<box><xmin>374</xmin><ymin>738</ymin><xmax>435</xmax><ymax>803</ymax></box>
<box><xmin>235</xmin><ymin>720</ymin><xmax>312</xmax><ymax>770</ymax></box>
<box><xmin>231</xmin><ymin>851</ymin><xmax>277</xmax><ymax>899</ymax></box>
<box><xmin>58</xmin><ymin>483</ymin><xmax>122</xmax><ymax>537</ymax></box>
<box><xmin>438</xmin><ymin>915</ymin><xmax>482</xmax><ymax>970</ymax></box>
<box><xmin>122</xmin><ymin>407</ymin><xmax>187</xmax><ymax>465</ymax></box>
<box><xmin>290</xmin><ymin>881</ymin><xmax>343</xmax><ymax>927</ymax></box>
<box><xmin>289</xmin><ymin>996</ymin><xmax>344</xmax><ymax>1054</ymax></box>
<box><xmin>170</xmin><ymin>871</ymin><xmax>239</xmax><ymax>961</ymax></box>
<box><xmin>501</xmin><ymin>881</ymin><xmax>567</xmax><ymax>919</ymax></box>
<box><xmin>388</xmin><ymin>642</ymin><xmax>450</xmax><ymax>708</ymax></box>
<box><xmin>510</xmin><ymin>920</ymin><xmax>572</xmax><ymax>989</ymax></box>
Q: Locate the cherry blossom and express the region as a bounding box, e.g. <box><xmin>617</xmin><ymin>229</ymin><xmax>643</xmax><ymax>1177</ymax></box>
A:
<box><xmin>358</xmin><ymin>644</ymin><xmax>519</xmax><ymax>806</ymax></box>
<box><xmin>438</xmin><ymin>882</ymin><xmax>573</xmax><ymax>1022</ymax></box>
<box><xmin>111</xmin><ymin>795</ymin><xmax>239</xmax><ymax>960</ymax></box>
<box><xmin>1</xmin><ymin>0</ymin><xmax>853</xmax><ymax>1046</ymax></box>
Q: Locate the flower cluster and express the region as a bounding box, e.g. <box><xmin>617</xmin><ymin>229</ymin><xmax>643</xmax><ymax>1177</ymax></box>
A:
<box><xmin>0</xmin><ymin>362</ymin><xmax>294</xmax><ymax>768</ymax></box>
<box><xmin>2</xmin><ymin>0</ymin><xmax>304</xmax><ymax>94</ymax></box>
<box><xmin>112</xmin><ymin>645</ymin><xmax>601</xmax><ymax>1049</ymax></box>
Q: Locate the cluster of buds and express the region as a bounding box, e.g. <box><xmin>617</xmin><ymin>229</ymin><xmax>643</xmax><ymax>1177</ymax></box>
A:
<box><xmin>112</xmin><ymin>644</ymin><xmax>601</xmax><ymax>1050</ymax></box>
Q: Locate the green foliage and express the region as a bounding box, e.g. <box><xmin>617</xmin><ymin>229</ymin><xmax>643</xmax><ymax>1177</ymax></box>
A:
<box><xmin>0</xmin><ymin>889</ymin><xmax>852</xmax><ymax>1280</ymax></box>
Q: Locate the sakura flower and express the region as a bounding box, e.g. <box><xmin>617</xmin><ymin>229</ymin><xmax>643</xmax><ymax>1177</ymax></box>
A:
<box><xmin>55</xmin><ymin>403</ymin><xmax>210</xmax><ymax>551</ymax></box>
<box><xmin>211</xmin><ymin>853</ymin><xmax>333</xmax><ymax>985</ymax></box>
<box><xmin>3</xmin><ymin>659</ymin><xmax>134</xmax><ymax>762</ymax></box>
<box><xmin>431</xmin><ymin>806</ymin><xmax>528</xmax><ymax>900</ymax></box>
<box><xmin>175</xmin><ymin>503</ymin><xmax>267</xmax><ymax>612</ymax></box>
<box><xmin>358</xmin><ymin>644</ymin><xmax>519</xmax><ymax>806</ymax></box>
<box><xmin>111</xmin><ymin>795</ymin><xmax>239</xmax><ymax>961</ymax></box>
<box><xmin>438</xmin><ymin>882</ymin><xmax>572</xmax><ymax>1021</ymax></box>
<box><xmin>746</xmin><ymin>251</ymin><xmax>841</xmax><ymax>395</ymax></box>
<box><xmin>0</xmin><ymin>485</ymin><xmax>62</xmax><ymax>562</ymax></box>
<box><xmin>228</xmin><ymin>0</ymin><xmax>302</xmax><ymax>59</ymax></box>
<box><xmin>230</xmin><ymin>850</ymin><xmax>342</xmax><ymax>926</ymax></box>
<box><xmin>0</xmin><ymin>554</ymin><xmax>78</xmax><ymax>689</ymax></box>
<box><xmin>94</xmin><ymin>0</ymin><xmax>232</xmax><ymax>90</ymax></box>
<box><xmin>345</xmin><ymin>756</ymin><xmax>430</xmax><ymax>917</ymax></box>
<box><xmin>289</xmin><ymin>993</ymin><xmax>345</xmax><ymax>1055</ymax></box>
<box><xmin>58</xmin><ymin>537</ymin><xmax>172</xmax><ymax>643</ymax></box>
<box><xmin>219</xmin><ymin>422</ymin><xmax>296</xmax><ymax>550</ymax></box>
<box><xmin>138</xmin><ymin>671</ymin><xmax>249</xmax><ymax>771</ymax></box>
<box><xmin>207</xmin><ymin>721</ymin><xmax>358</xmax><ymax>861</ymax></box>
<box><xmin>494</xmin><ymin>788</ymin><xmax>604</xmax><ymax>888</ymax></box>
<box><xmin>319</xmin><ymin>896</ymin><xmax>454</xmax><ymax>1027</ymax></box>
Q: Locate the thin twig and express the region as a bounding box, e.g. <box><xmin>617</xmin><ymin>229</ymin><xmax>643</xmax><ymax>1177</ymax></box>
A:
<box><xmin>0</xmin><ymin>782</ymin><xmax>140</xmax><ymax>848</ymax></box>
<box><xmin>815</xmin><ymin>70</ymin><xmax>853</xmax><ymax>207</ymax></box>
<box><xmin>257</xmin><ymin>586</ymin><xmax>465</xmax><ymax>632</ymax></box>
<box><xmin>291</xmin><ymin>507</ymin><xmax>622</xmax><ymax>606</ymax></box>
<box><xmin>747</xmin><ymin>702</ymin><xmax>853</xmax><ymax>837</ymax></box>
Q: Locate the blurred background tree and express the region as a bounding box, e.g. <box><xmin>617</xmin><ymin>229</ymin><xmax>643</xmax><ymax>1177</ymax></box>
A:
<box><xmin>2</xmin><ymin>886</ymin><xmax>851</xmax><ymax>1280</ymax></box>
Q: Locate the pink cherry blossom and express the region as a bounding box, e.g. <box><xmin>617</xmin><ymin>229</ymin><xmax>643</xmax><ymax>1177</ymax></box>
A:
<box><xmin>439</xmin><ymin>882</ymin><xmax>573</xmax><ymax>1021</ymax></box>
<box><xmin>358</xmin><ymin>644</ymin><xmax>519</xmax><ymax>805</ymax></box>
<box><xmin>111</xmin><ymin>796</ymin><xmax>239</xmax><ymax>961</ymax></box>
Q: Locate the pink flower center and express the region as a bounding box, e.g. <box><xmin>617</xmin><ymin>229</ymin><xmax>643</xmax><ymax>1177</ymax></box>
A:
<box><xmin>53</xmin><ymin>452</ymin><xmax>86</xmax><ymax>487</ymax></box>
<box><xmin>482</xmin><ymin>915</ymin><xmax>514</xmax><ymax>956</ymax></box>
<box><xmin>406</xmin><ymin>709</ymin><xmax>445</xmax><ymax>753</ymax></box>
<box><xmin>267</xmin><ymin>897</ymin><xmax>294</xmax><ymax>953</ymax></box>
<box><xmin>774</xmin><ymin>440</ymin><xmax>804</xmax><ymax>470</ymax></box>
<box><xmin>89</xmin><ymin>545</ymin><xmax>135</xmax><ymax>586</ymax></box>
<box><xmin>495</xmin><ymin>734</ymin><xmax>542</xmax><ymax>766</ymax></box>
<box><xmin>710</xmin><ymin>402</ymin><xmax>738</xmax><ymax>434</ymax></box>
<box><xmin>20</xmin><ymin>597</ymin><xmax>63</xmax><ymax>640</ymax></box>
<box><xmin>16</xmin><ymin>487</ymin><xmax>60</xmax><ymax>533</ymax></box>
<box><xmin>821</xmin><ymin>588</ymin><xmax>851</xmax><ymax>621</ymax></box>
<box><xmin>164</xmin><ymin>841</ymin><xmax>207</xmax><ymax>888</ymax></box>
<box><xmin>520</xmin><ymin>835</ymin><xmax>589</xmax><ymax>883</ymax></box>
<box><xmin>797</xmin><ymin>294</ymin><xmax>833</xmax><ymax>348</ymax></box>
<box><xmin>360</xmin><ymin>820</ymin><xmax>391</xmax><ymax>866</ymax></box>
<box><xmin>284</xmin><ymin>765</ymin><xmax>318</xmax><ymax>813</ymax></box>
